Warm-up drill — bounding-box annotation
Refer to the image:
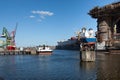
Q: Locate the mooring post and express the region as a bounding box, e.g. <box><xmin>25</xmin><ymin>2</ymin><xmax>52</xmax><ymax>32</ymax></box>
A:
<box><xmin>80</xmin><ymin>43</ymin><xmax>96</xmax><ymax>62</ymax></box>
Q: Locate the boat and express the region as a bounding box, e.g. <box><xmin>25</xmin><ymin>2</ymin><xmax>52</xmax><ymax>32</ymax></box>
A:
<box><xmin>6</xmin><ymin>45</ymin><xmax>16</xmax><ymax>50</ymax></box>
<box><xmin>56</xmin><ymin>27</ymin><xmax>96</xmax><ymax>50</ymax></box>
<box><xmin>37</xmin><ymin>46</ymin><xmax>53</xmax><ymax>55</ymax></box>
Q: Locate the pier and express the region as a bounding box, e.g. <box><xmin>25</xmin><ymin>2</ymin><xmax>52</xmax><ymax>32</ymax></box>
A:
<box><xmin>0</xmin><ymin>47</ymin><xmax>39</xmax><ymax>55</ymax></box>
<box><xmin>80</xmin><ymin>42</ymin><xmax>96</xmax><ymax>62</ymax></box>
<box><xmin>0</xmin><ymin>46</ymin><xmax>54</xmax><ymax>55</ymax></box>
<box><xmin>0</xmin><ymin>49</ymin><xmax>35</xmax><ymax>55</ymax></box>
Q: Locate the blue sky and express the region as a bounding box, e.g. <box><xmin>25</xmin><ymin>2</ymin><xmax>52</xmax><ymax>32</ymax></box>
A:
<box><xmin>0</xmin><ymin>0</ymin><xmax>118</xmax><ymax>47</ymax></box>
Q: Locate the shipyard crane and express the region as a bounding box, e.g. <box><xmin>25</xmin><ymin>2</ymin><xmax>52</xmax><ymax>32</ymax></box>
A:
<box><xmin>1</xmin><ymin>27</ymin><xmax>11</xmax><ymax>44</ymax></box>
<box><xmin>75</xmin><ymin>30</ymin><xmax>81</xmax><ymax>41</ymax></box>
<box><xmin>0</xmin><ymin>24</ymin><xmax>17</xmax><ymax>50</ymax></box>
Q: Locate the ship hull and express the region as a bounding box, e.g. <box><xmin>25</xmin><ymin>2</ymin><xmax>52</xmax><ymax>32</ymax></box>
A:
<box><xmin>37</xmin><ymin>46</ymin><xmax>53</xmax><ymax>55</ymax></box>
<box><xmin>56</xmin><ymin>38</ymin><xmax>96</xmax><ymax>50</ymax></box>
<box><xmin>7</xmin><ymin>45</ymin><xmax>16</xmax><ymax>50</ymax></box>
<box><xmin>56</xmin><ymin>39</ymin><xmax>80</xmax><ymax>50</ymax></box>
<box><xmin>37</xmin><ymin>51</ymin><xmax>53</xmax><ymax>55</ymax></box>
<box><xmin>80</xmin><ymin>38</ymin><xmax>96</xmax><ymax>43</ymax></box>
<box><xmin>56</xmin><ymin>44</ymin><xmax>80</xmax><ymax>50</ymax></box>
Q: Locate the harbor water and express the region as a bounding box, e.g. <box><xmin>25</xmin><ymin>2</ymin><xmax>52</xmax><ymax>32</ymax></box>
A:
<box><xmin>0</xmin><ymin>50</ymin><xmax>120</xmax><ymax>80</ymax></box>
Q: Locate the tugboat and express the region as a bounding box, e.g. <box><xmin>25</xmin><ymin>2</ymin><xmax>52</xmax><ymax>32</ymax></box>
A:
<box><xmin>37</xmin><ymin>45</ymin><xmax>53</xmax><ymax>55</ymax></box>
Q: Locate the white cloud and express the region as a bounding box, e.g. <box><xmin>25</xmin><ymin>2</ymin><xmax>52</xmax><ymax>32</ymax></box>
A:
<box><xmin>32</xmin><ymin>10</ymin><xmax>54</xmax><ymax>16</ymax></box>
<box><xmin>29</xmin><ymin>15</ymin><xmax>35</xmax><ymax>18</ymax></box>
<box><xmin>30</xmin><ymin>10</ymin><xmax>54</xmax><ymax>22</ymax></box>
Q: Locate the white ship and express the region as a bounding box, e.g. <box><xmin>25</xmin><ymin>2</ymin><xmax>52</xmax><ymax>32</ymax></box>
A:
<box><xmin>37</xmin><ymin>46</ymin><xmax>53</xmax><ymax>55</ymax></box>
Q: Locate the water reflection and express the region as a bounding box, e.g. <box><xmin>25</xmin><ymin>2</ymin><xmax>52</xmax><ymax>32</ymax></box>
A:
<box><xmin>80</xmin><ymin>62</ymin><xmax>95</xmax><ymax>71</ymax></box>
<box><xmin>96</xmin><ymin>54</ymin><xmax>120</xmax><ymax>80</ymax></box>
<box><xmin>0</xmin><ymin>50</ymin><xmax>120</xmax><ymax>80</ymax></box>
<box><xmin>79</xmin><ymin>62</ymin><xmax>97</xmax><ymax>80</ymax></box>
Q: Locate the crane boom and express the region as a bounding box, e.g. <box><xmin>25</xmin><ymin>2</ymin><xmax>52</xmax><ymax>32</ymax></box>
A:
<box><xmin>1</xmin><ymin>27</ymin><xmax>11</xmax><ymax>39</ymax></box>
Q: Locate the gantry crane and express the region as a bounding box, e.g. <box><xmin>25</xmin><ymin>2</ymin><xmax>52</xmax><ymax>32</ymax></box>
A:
<box><xmin>0</xmin><ymin>24</ymin><xmax>17</xmax><ymax>50</ymax></box>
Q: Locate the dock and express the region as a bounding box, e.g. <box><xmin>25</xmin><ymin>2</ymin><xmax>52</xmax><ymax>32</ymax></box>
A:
<box><xmin>0</xmin><ymin>49</ymin><xmax>37</xmax><ymax>55</ymax></box>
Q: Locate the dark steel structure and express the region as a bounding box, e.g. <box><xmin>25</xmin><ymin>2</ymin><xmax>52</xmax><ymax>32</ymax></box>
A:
<box><xmin>89</xmin><ymin>2</ymin><xmax>120</xmax><ymax>51</ymax></box>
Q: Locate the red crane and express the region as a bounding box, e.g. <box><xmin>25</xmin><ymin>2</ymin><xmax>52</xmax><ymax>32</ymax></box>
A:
<box><xmin>1</xmin><ymin>23</ymin><xmax>17</xmax><ymax>50</ymax></box>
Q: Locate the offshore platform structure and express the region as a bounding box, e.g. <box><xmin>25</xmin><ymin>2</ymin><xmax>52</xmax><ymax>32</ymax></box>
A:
<box><xmin>89</xmin><ymin>2</ymin><xmax>120</xmax><ymax>51</ymax></box>
<box><xmin>0</xmin><ymin>24</ymin><xmax>17</xmax><ymax>50</ymax></box>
